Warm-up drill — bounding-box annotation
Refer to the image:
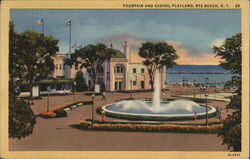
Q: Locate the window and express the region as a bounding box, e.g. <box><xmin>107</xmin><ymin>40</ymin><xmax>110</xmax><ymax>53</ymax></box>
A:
<box><xmin>63</xmin><ymin>64</ymin><xmax>65</xmax><ymax>70</ymax></box>
<box><xmin>55</xmin><ymin>64</ymin><xmax>58</xmax><ymax>70</ymax></box>
<box><xmin>115</xmin><ymin>66</ymin><xmax>124</xmax><ymax>73</ymax></box>
<box><xmin>133</xmin><ymin>81</ymin><xmax>136</xmax><ymax>85</ymax></box>
<box><xmin>59</xmin><ymin>64</ymin><xmax>62</xmax><ymax>70</ymax></box>
<box><xmin>141</xmin><ymin>68</ymin><xmax>144</xmax><ymax>73</ymax></box>
<box><xmin>133</xmin><ymin>68</ymin><xmax>136</xmax><ymax>73</ymax></box>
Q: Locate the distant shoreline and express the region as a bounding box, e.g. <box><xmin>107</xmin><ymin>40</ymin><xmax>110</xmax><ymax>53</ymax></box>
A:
<box><xmin>168</xmin><ymin>72</ymin><xmax>232</xmax><ymax>74</ymax></box>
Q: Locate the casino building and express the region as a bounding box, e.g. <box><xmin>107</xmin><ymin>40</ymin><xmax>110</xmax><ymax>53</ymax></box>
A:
<box><xmin>52</xmin><ymin>41</ymin><xmax>166</xmax><ymax>92</ymax></box>
<box><xmin>19</xmin><ymin>41</ymin><xmax>166</xmax><ymax>96</ymax></box>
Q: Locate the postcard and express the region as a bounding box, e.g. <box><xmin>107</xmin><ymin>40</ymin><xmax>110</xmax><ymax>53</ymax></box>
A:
<box><xmin>0</xmin><ymin>0</ymin><xmax>249</xmax><ymax>158</ymax></box>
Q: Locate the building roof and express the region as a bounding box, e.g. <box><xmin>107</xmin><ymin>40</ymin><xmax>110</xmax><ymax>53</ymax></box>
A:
<box><xmin>111</xmin><ymin>49</ymin><xmax>126</xmax><ymax>58</ymax></box>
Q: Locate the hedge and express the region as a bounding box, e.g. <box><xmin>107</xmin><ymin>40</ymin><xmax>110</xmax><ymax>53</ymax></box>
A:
<box><xmin>73</xmin><ymin>121</ymin><xmax>222</xmax><ymax>134</ymax></box>
<box><xmin>39</xmin><ymin>101</ymin><xmax>93</xmax><ymax>118</ymax></box>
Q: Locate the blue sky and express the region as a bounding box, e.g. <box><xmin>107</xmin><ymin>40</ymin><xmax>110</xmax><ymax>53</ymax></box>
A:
<box><xmin>10</xmin><ymin>9</ymin><xmax>241</xmax><ymax>64</ymax></box>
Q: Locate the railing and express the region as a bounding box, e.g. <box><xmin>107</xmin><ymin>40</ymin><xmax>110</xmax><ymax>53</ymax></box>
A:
<box><xmin>171</xmin><ymin>89</ymin><xmax>236</xmax><ymax>102</ymax></box>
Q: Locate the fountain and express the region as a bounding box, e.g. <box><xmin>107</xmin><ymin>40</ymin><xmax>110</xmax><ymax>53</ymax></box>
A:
<box><xmin>101</xmin><ymin>70</ymin><xmax>216</xmax><ymax>121</ymax></box>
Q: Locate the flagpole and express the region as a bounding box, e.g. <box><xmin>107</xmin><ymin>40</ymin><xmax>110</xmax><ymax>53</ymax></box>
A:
<box><xmin>42</xmin><ymin>19</ymin><xmax>44</xmax><ymax>35</ymax></box>
<box><xmin>69</xmin><ymin>20</ymin><xmax>71</xmax><ymax>52</ymax></box>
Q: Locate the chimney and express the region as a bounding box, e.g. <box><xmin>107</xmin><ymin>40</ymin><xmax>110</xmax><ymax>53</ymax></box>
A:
<box><xmin>124</xmin><ymin>41</ymin><xmax>129</xmax><ymax>62</ymax></box>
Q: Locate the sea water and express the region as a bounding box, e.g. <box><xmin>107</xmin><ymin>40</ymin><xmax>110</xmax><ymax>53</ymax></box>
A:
<box><xmin>166</xmin><ymin>65</ymin><xmax>234</xmax><ymax>88</ymax></box>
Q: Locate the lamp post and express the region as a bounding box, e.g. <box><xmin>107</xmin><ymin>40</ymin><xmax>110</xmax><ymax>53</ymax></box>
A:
<box><xmin>182</xmin><ymin>77</ymin><xmax>185</xmax><ymax>87</ymax></box>
<box><xmin>205</xmin><ymin>93</ymin><xmax>208</xmax><ymax>126</ymax></box>
<box><xmin>205</xmin><ymin>77</ymin><xmax>209</xmax><ymax>86</ymax></box>
<box><xmin>47</xmin><ymin>86</ymin><xmax>50</xmax><ymax>112</ymax></box>
<box><xmin>91</xmin><ymin>93</ymin><xmax>95</xmax><ymax>125</ymax></box>
<box><xmin>130</xmin><ymin>80</ymin><xmax>132</xmax><ymax>99</ymax></box>
<box><xmin>74</xmin><ymin>81</ymin><xmax>76</xmax><ymax>103</ymax></box>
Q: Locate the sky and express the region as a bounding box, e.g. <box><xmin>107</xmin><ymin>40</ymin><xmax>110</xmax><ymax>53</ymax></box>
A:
<box><xmin>11</xmin><ymin>9</ymin><xmax>241</xmax><ymax>65</ymax></box>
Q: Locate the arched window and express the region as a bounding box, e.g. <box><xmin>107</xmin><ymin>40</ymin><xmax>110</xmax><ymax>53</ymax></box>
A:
<box><xmin>115</xmin><ymin>64</ymin><xmax>125</xmax><ymax>73</ymax></box>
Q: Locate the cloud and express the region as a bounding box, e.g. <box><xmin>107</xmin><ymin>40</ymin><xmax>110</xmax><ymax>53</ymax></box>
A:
<box><xmin>166</xmin><ymin>41</ymin><xmax>222</xmax><ymax>65</ymax></box>
<box><xmin>165</xmin><ymin>40</ymin><xmax>221</xmax><ymax>65</ymax></box>
<box><xmin>95</xmin><ymin>34</ymin><xmax>222</xmax><ymax>65</ymax></box>
<box><xmin>210</xmin><ymin>38</ymin><xmax>225</xmax><ymax>47</ymax></box>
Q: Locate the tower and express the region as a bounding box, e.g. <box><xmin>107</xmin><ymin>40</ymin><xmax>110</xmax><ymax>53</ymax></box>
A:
<box><xmin>124</xmin><ymin>41</ymin><xmax>130</xmax><ymax>62</ymax></box>
<box><xmin>124</xmin><ymin>41</ymin><xmax>131</xmax><ymax>90</ymax></box>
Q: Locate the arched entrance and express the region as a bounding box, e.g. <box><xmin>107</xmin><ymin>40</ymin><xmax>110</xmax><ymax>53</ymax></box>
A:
<box><xmin>114</xmin><ymin>64</ymin><xmax>126</xmax><ymax>91</ymax></box>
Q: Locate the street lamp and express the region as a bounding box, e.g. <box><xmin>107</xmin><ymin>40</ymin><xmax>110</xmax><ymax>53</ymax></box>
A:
<box><xmin>130</xmin><ymin>80</ymin><xmax>132</xmax><ymax>99</ymax></box>
<box><xmin>182</xmin><ymin>77</ymin><xmax>185</xmax><ymax>87</ymax></box>
<box><xmin>47</xmin><ymin>86</ymin><xmax>50</xmax><ymax>112</ymax></box>
<box><xmin>205</xmin><ymin>77</ymin><xmax>209</xmax><ymax>86</ymax></box>
<box><xmin>91</xmin><ymin>93</ymin><xmax>95</xmax><ymax>125</ymax></box>
<box><xmin>205</xmin><ymin>93</ymin><xmax>208</xmax><ymax>126</ymax></box>
<box><xmin>74</xmin><ymin>81</ymin><xmax>76</xmax><ymax>103</ymax></box>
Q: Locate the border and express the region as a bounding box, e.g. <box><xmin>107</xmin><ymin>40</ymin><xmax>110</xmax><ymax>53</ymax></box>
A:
<box><xmin>0</xmin><ymin>0</ymin><xmax>249</xmax><ymax>158</ymax></box>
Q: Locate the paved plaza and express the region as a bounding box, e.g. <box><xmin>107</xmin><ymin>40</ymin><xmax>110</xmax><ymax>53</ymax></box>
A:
<box><xmin>10</xmin><ymin>86</ymin><xmax>233</xmax><ymax>151</ymax></box>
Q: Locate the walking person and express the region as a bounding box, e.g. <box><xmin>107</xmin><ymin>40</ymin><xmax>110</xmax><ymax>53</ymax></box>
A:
<box><xmin>194</xmin><ymin>112</ymin><xmax>198</xmax><ymax>120</ymax></box>
<box><xmin>101</xmin><ymin>111</ymin><xmax>106</xmax><ymax>122</ymax></box>
<box><xmin>101</xmin><ymin>91</ymin><xmax>106</xmax><ymax>101</ymax></box>
<box><xmin>219</xmin><ymin>108</ymin><xmax>223</xmax><ymax>120</ymax></box>
<box><xmin>216</xmin><ymin>107</ymin><xmax>220</xmax><ymax>118</ymax></box>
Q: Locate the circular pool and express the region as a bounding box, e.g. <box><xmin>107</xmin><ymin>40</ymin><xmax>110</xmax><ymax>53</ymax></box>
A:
<box><xmin>101</xmin><ymin>99</ymin><xmax>217</xmax><ymax>121</ymax></box>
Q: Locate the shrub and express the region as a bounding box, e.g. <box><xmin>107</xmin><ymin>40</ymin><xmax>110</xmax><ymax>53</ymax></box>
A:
<box><xmin>39</xmin><ymin>111</ymin><xmax>56</xmax><ymax>118</ymax></box>
<box><xmin>74</xmin><ymin>71</ymin><xmax>88</xmax><ymax>92</ymax></box>
<box><xmin>54</xmin><ymin>109</ymin><xmax>67</xmax><ymax>117</ymax></box>
<box><xmin>9</xmin><ymin>96</ymin><xmax>36</xmax><ymax>139</ymax></box>
<box><xmin>39</xmin><ymin>101</ymin><xmax>92</xmax><ymax>118</ymax></box>
<box><xmin>77</xmin><ymin>121</ymin><xmax>222</xmax><ymax>134</ymax></box>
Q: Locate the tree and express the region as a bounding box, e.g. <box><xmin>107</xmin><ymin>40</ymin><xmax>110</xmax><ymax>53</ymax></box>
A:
<box><xmin>9</xmin><ymin>91</ymin><xmax>36</xmax><ymax>139</ymax></box>
<box><xmin>10</xmin><ymin>26</ymin><xmax>59</xmax><ymax>97</ymax></box>
<box><xmin>16</xmin><ymin>30</ymin><xmax>59</xmax><ymax>89</ymax></box>
<box><xmin>66</xmin><ymin>43</ymin><xmax>115</xmax><ymax>89</ymax></box>
<box><xmin>8</xmin><ymin>21</ymin><xmax>58</xmax><ymax>139</ymax></box>
<box><xmin>139</xmin><ymin>42</ymin><xmax>178</xmax><ymax>90</ymax></box>
<box><xmin>9</xmin><ymin>21</ymin><xmax>26</xmax><ymax>81</ymax></box>
<box><xmin>213</xmin><ymin>33</ymin><xmax>241</xmax><ymax>151</ymax></box>
<box><xmin>74</xmin><ymin>71</ymin><xmax>88</xmax><ymax>92</ymax></box>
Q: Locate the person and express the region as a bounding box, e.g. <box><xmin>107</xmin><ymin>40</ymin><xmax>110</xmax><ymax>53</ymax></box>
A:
<box><xmin>101</xmin><ymin>91</ymin><xmax>106</xmax><ymax>101</ymax></box>
<box><xmin>194</xmin><ymin>112</ymin><xmax>197</xmax><ymax>120</ymax></box>
<box><xmin>101</xmin><ymin>111</ymin><xmax>106</xmax><ymax>122</ymax></box>
<box><xmin>216</xmin><ymin>107</ymin><xmax>220</xmax><ymax>118</ymax></box>
<box><xmin>219</xmin><ymin>108</ymin><xmax>223</xmax><ymax>120</ymax></box>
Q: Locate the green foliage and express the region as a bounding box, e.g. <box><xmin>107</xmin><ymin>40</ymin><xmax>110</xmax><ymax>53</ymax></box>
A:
<box><xmin>9</xmin><ymin>21</ymin><xmax>59</xmax><ymax>85</ymax></box>
<box><xmin>218</xmin><ymin>111</ymin><xmax>241</xmax><ymax>151</ymax></box>
<box><xmin>213</xmin><ymin>33</ymin><xmax>241</xmax><ymax>75</ymax></box>
<box><xmin>8</xmin><ymin>21</ymin><xmax>58</xmax><ymax>139</ymax></box>
<box><xmin>139</xmin><ymin>42</ymin><xmax>178</xmax><ymax>90</ymax></box>
<box><xmin>74</xmin><ymin>71</ymin><xmax>88</xmax><ymax>92</ymax></box>
<box><xmin>213</xmin><ymin>33</ymin><xmax>242</xmax><ymax>151</ymax></box>
<box><xmin>53</xmin><ymin>109</ymin><xmax>67</xmax><ymax>117</ymax></box>
<box><xmin>9</xmin><ymin>21</ymin><xmax>26</xmax><ymax>80</ymax></box>
<box><xmin>15</xmin><ymin>30</ymin><xmax>59</xmax><ymax>82</ymax></box>
<box><xmin>65</xmin><ymin>43</ymin><xmax>115</xmax><ymax>88</ymax></box>
<box><xmin>9</xmin><ymin>94</ymin><xmax>36</xmax><ymax>139</ymax></box>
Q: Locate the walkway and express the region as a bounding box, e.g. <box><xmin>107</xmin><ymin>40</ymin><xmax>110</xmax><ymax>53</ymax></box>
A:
<box><xmin>9</xmin><ymin>88</ymin><xmax>232</xmax><ymax>151</ymax></box>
